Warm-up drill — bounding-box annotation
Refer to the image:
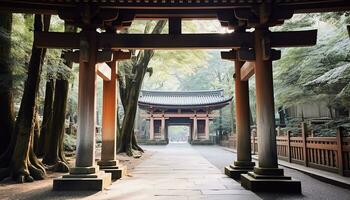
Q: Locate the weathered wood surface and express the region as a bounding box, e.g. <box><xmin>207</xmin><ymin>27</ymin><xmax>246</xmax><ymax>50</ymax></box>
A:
<box><xmin>241</xmin><ymin>61</ymin><xmax>254</xmax><ymax>81</ymax></box>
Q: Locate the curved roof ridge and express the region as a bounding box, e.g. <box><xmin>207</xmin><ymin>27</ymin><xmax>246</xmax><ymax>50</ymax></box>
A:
<box><xmin>138</xmin><ymin>89</ymin><xmax>232</xmax><ymax>109</ymax></box>
<box><xmin>140</xmin><ymin>89</ymin><xmax>224</xmax><ymax>97</ymax></box>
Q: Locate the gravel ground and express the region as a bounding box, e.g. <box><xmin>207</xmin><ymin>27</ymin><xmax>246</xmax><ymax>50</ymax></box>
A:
<box><xmin>192</xmin><ymin>145</ymin><xmax>350</xmax><ymax>200</ymax></box>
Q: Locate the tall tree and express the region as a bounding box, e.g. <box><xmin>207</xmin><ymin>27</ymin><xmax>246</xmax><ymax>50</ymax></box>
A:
<box><xmin>0</xmin><ymin>14</ymin><xmax>50</xmax><ymax>183</ymax></box>
<box><xmin>118</xmin><ymin>20</ymin><xmax>166</xmax><ymax>156</ymax></box>
<box><xmin>42</xmin><ymin>24</ymin><xmax>77</xmax><ymax>172</ymax></box>
<box><xmin>36</xmin><ymin>79</ymin><xmax>54</xmax><ymax>157</ymax></box>
<box><xmin>0</xmin><ymin>13</ymin><xmax>15</xmax><ymax>155</ymax></box>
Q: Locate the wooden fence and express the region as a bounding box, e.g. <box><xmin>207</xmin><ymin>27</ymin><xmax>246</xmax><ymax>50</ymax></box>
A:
<box><xmin>225</xmin><ymin>124</ymin><xmax>350</xmax><ymax>177</ymax></box>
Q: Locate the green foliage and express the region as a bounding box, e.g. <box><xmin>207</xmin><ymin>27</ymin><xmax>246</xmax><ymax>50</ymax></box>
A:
<box><xmin>274</xmin><ymin>12</ymin><xmax>350</xmax><ymax>110</ymax></box>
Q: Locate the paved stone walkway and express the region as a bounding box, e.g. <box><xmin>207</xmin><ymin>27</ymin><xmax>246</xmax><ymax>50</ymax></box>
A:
<box><xmin>92</xmin><ymin>143</ymin><xmax>260</xmax><ymax>200</ymax></box>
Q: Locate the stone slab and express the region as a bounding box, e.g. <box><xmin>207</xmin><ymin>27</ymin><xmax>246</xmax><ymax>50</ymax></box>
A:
<box><xmin>241</xmin><ymin>173</ymin><xmax>302</xmax><ymax>193</ymax></box>
<box><xmin>225</xmin><ymin>166</ymin><xmax>251</xmax><ymax>180</ymax></box>
<box><xmin>69</xmin><ymin>166</ymin><xmax>99</xmax><ymax>174</ymax></box>
<box><xmin>103</xmin><ymin>168</ymin><xmax>123</xmax><ymax>180</ymax></box>
<box><xmin>53</xmin><ymin>172</ymin><xmax>111</xmax><ymax>191</ymax></box>
<box><xmin>97</xmin><ymin>160</ymin><xmax>119</xmax><ymax>167</ymax></box>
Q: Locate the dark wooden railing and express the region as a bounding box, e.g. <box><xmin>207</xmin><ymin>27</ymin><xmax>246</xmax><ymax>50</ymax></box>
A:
<box><xmin>225</xmin><ymin>124</ymin><xmax>350</xmax><ymax>177</ymax></box>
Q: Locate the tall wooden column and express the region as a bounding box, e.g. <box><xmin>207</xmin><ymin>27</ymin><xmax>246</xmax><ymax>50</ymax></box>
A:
<box><xmin>240</xmin><ymin>27</ymin><xmax>301</xmax><ymax>193</ymax></box>
<box><xmin>193</xmin><ymin>116</ymin><xmax>198</xmax><ymax>140</ymax></box>
<box><xmin>75</xmin><ymin>30</ymin><xmax>98</xmax><ymax>168</ymax></box>
<box><xmin>205</xmin><ymin>117</ymin><xmax>209</xmax><ymax>140</ymax></box>
<box><xmin>254</xmin><ymin>28</ymin><xmax>278</xmax><ymax>170</ymax></box>
<box><xmin>53</xmin><ymin>29</ymin><xmax>111</xmax><ymax>191</ymax></box>
<box><xmin>225</xmin><ymin>58</ymin><xmax>254</xmax><ymax>179</ymax></box>
<box><xmin>161</xmin><ymin>116</ymin><xmax>165</xmax><ymax>140</ymax></box>
<box><xmin>97</xmin><ymin>52</ymin><xmax>125</xmax><ymax>180</ymax></box>
<box><xmin>100</xmin><ymin>59</ymin><xmax>117</xmax><ymax>163</ymax></box>
<box><xmin>149</xmin><ymin>116</ymin><xmax>154</xmax><ymax>140</ymax></box>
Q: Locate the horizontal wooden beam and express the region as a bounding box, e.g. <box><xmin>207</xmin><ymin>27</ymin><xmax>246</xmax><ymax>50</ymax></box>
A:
<box><xmin>221</xmin><ymin>50</ymin><xmax>236</xmax><ymax>61</ymax></box>
<box><xmin>97</xmin><ymin>63</ymin><xmax>111</xmax><ymax>81</ymax></box>
<box><xmin>241</xmin><ymin>61</ymin><xmax>254</xmax><ymax>81</ymax></box>
<box><xmin>35</xmin><ymin>32</ymin><xmax>254</xmax><ymax>49</ymax></box>
<box><xmin>63</xmin><ymin>50</ymin><xmax>113</xmax><ymax>63</ymax></box>
<box><xmin>35</xmin><ymin>32</ymin><xmax>80</xmax><ymax>49</ymax></box>
<box><xmin>100</xmin><ymin>32</ymin><xmax>254</xmax><ymax>49</ymax></box>
<box><xmin>114</xmin><ymin>51</ymin><xmax>132</xmax><ymax>60</ymax></box>
<box><xmin>35</xmin><ymin>30</ymin><xmax>317</xmax><ymax>50</ymax></box>
<box><xmin>270</xmin><ymin>30</ymin><xmax>317</xmax><ymax>47</ymax></box>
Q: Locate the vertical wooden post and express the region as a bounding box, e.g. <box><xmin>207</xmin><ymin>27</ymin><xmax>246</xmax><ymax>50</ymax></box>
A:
<box><xmin>254</xmin><ymin>28</ymin><xmax>278</xmax><ymax>169</ymax></box>
<box><xmin>193</xmin><ymin>115</ymin><xmax>198</xmax><ymax>140</ymax></box>
<box><xmin>234</xmin><ymin>59</ymin><xmax>254</xmax><ymax>166</ymax></box>
<box><xmin>75</xmin><ymin>29</ymin><xmax>97</xmax><ymax>168</ymax></box>
<box><xmin>205</xmin><ymin>117</ymin><xmax>209</xmax><ymax>140</ymax></box>
<box><xmin>161</xmin><ymin>114</ymin><xmax>165</xmax><ymax>140</ymax></box>
<box><xmin>301</xmin><ymin>122</ymin><xmax>308</xmax><ymax>166</ymax></box>
<box><xmin>100</xmin><ymin>57</ymin><xmax>117</xmax><ymax>163</ymax></box>
<box><xmin>149</xmin><ymin>115</ymin><xmax>154</xmax><ymax>140</ymax></box>
<box><xmin>336</xmin><ymin>127</ymin><xmax>344</xmax><ymax>176</ymax></box>
<box><xmin>287</xmin><ymin>130</ymin><xmax>292</xmax><ymax>163</ymax></box>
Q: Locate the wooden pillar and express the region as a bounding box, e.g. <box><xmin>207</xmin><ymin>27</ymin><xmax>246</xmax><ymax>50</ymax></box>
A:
<box><xmin>99</xmin><ymin>56</ymin><xmax>118</xmax><ymax>163</ymax></box>
<box><xmin>161</xmin><ymin>115</ymin><xmax>165</xmax><ymax>140</ymax></box>
<box><xmin>254</xmin><ymin>27</ymin><xmax>278</xmax><ymax>170</ymax></box>
<box><xmin>287</xmin><ymin>130</ymin><xmax>292</xmax><ymax>163</ymax></box>
<box><xmin>75</xmin><ymin>29</ymin><xmax>98</xmax><ymax>168</ymax></box>
<box><xmin>149</xmin><ymin>116</ymin><xmax>154</xmax><ymax>140</ymax></box>
<box><xmin>193</xmin><ymin>116</ymin><xmax>198</xmax><ymax>140</ymax></box>
<box><xmin>301</xmin><ymin>122</ymin><xmax>308</xmax><ymax>167</ymax></box>
<box><xmin>336</xmin><ymin>127</ymin><xmax>344</xmax><ymax>176</ymax></box>
<box><xmin>234</xmin><ymin>59</ymin><xmax>254</xmax><ymax>167</ymax></box>
<box><xmin>225</xmin><ymin>54</ymin><xmax>255</xmax><ymax>179</ymax></box>
<box><xmin>205</xmin><ymin>117</ymin><xmax>209</xmax><ymax>140</ymax></box>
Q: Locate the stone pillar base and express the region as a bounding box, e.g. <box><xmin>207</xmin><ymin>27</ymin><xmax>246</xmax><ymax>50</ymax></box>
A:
<box><xmin>240</xmin><ymin>167</ymin><xmax>301</xmax><ymax>193</ymax></box>
<box><xmin>225</xmin><ymin>161</ymin><xmax>255</xmax><ymax>180</ymax></box>
<box><xmin>53</xmin><ymin>166</ymin><xmax>111</xmax><ymax>191</ymax></box>
<box><xmin>97</xmin><ymin>160</ymin><xmax>127</xmax><ymax>181</ymax></box>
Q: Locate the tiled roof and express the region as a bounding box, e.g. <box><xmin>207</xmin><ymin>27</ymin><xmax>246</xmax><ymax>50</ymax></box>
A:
<box><xmin>138</xmin><ymin>89</ymin><xmax>232</xmax><ymax>109</ymax></box>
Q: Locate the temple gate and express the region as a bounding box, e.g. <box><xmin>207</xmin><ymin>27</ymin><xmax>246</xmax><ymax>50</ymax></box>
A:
<box><xmin>138</xmin><ymin>90</ymin><xmax>232</xmax><ymax>144</ymax></box>
<box><xmin>2</xmin><ymin>0</ymin><xmax>350</xmax><ymax>194</ymax></box>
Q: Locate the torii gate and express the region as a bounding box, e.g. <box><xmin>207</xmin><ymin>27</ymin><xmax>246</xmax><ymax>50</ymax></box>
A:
<box><xmin>3</xmin><ymin>0</ymin><xmax>348</xmax><ymax>193</ymax></box>
<box><xmin>38</xmin><ymin>9</ymin><xmax>315</xmax><ymax>192</ymax></box>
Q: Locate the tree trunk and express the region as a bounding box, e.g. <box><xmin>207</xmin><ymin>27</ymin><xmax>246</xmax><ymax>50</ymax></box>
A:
<box><xmin>0</xmin><ymin>14</ymin><xmax>50</xmax><ymax>183</ymax></box>
<box><xmin>42</xmin><ymin>24</ymin><xmax>76</xmax><ymax>172</ymax></box>
<box><xmin>117</xmin><ymin>20</ymin><xmax>166</xmax><ymax>156</ymax></box>
<box><xmin>0</xmin><ymin>13</ymin><xmax>15</xmax><ymax>156</ymax></box>
<box><xmin>36</xmin><ymin>79</ymin><xmax>55</xmax><ymax>157</ymax></box>
<box><xmin>118</xmin><ymin>82</ymin><xmax>144</xmax><ymax>156</ymax></box>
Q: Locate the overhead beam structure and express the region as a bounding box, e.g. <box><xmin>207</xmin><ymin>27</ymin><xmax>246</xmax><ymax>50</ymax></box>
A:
<box><xmin>34</xmin><ymin>30</ymin><xmax>317</xmax><ymax>50</ymax></box>
<box><xmin>1</xmin><ymin>1</ymin><xmax>350</xmax><ymax>14</ymax></box>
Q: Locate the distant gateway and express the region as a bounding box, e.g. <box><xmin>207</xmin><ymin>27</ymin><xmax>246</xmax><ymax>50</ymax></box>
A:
<box><xmin>137</xmin><ymin>89</ymin><xmax>232</xmax><ymax>144</ymax></box>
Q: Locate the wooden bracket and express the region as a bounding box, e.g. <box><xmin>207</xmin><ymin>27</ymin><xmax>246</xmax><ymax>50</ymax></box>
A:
<box><xmin>234</xmin><ymin>7</ymin><xmax>294</xmax><ymax>28</ymax></box>
<box><xmin>221</xmin><ymin>50</ymin><xmax>237</xmax><ymax>61</ymax></box>
<box><xmin>59</xmin><ymin>7</ymin><xmax>119</xmax><ymax>28</ymax></box>
<box><xmin>63</xmin><ymin>49</ymin><xmax>113</xmax><ymax>63</ymax></box>
<box><xmin>114</xmin><ymin>50</ymin><xmax>132</xmax><ymax>60</ymax></box>
<box><xmin>238</xmin><ymin>48</ymin><xmax>255</xmax><ymax>61</ymax></box>
<box><xmin>169</xmin><ymin>17</ymin><xmax>182</xmax><ymax>35</ymax></box>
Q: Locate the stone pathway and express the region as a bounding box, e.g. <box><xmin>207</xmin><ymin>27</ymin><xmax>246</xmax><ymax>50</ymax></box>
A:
<box><xmin>91</xmin><ymin>143</ymin><xmax>260</xmax><ymax>200</ymax></box>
